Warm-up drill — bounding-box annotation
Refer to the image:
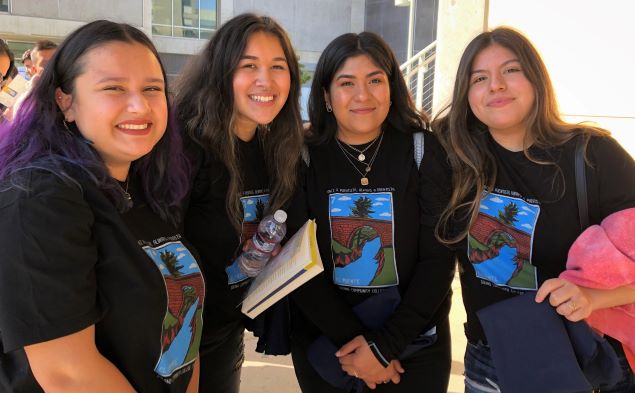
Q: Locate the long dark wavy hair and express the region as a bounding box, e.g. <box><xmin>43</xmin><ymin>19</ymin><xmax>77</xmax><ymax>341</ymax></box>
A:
<box><xmin>0</xmin><ymin>20</ymin><xmax>189</xmax><ymax>226</ymax></box>
<box><xmin>432</xmin><ymin>27</ymin><xmax>607</xmax><ymax>244</ymax></box>
<box><xmin>175</xmin><ymin>13</ymin><xmax>303</xmax><ymax>232</ymax></box>
<box><xmin>308</xmin><ymin>31</ymin><xmax>428</xmax><ymax>144</ymax></box>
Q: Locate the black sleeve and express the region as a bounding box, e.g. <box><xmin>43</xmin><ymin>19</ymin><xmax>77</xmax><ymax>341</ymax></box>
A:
<box><xmin>284</xmin><ymin>160</ymin><xmax>310</xmax><ymax>236</ymax></box>
<box><xmin>289</xmin><ymin>161</ymin><xmax>366</xmax><ymax>346</ymax></box>
<box><xmin>364</xmin><ymin>131</ymin><xmax>456</xmax><ymax>361</ymax></box>
<box><xmin>0</xmin><ymin>173</ymin><xmax>100</xmax><ymax>353</ymax></box>
<box><xmin>587</xmin><ymin>135</ymin><xmax>635</xmax><ymax>221</ymax></box>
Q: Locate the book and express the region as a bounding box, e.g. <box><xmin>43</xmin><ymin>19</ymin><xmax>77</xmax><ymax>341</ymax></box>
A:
<box><xmin>241</xmin><ymin>219</ymin><xmax>323</xmax><ymax>319</ymax></box>
<box><xmin>0</xmin><ymin>74</ymin><xmax>29</xmax><ymax>109</ymax></box>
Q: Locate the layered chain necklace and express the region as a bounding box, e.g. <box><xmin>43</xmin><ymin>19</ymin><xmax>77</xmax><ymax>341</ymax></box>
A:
<box><xmin>340</xmin><ymin>132</ymin><xmax>382</xmax><ymax>162</ymax></box>
<box><xmin>335</xmin><ymin>131</ymin><xmax>384</xmax><ymax>186</ymax></box>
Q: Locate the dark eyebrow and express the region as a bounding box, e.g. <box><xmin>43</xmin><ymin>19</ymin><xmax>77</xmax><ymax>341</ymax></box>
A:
<box><xmin>240</xmin><ymin>55</ymin><xmax>287</xmax><ymax>62</ymax></box>
<box><xmin>471</xmin><ymin>58</ymin><xmax>520</xmax><ymax>75</ymax></box>
<box><xmin>96</xmin><ymin>76</ymin><xmax>165</xmax><ymax>84</ymax></box>
<box><xmin>335</xmin><ymin>70</ymin><xmax>385</xmax><ymax>81</ymax></box>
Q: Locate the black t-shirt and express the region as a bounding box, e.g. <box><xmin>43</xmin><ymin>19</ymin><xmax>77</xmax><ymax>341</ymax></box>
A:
<box><xmin>290</xmin><ymin>129</ymin><xmax>454</xmax><ymax>362</ymax></box>
<box><xmin>420</xmin><ymin>132</ymin><xmax>635</xmax><ymax>343</ymax></box>
<box><xmin>0</xmin><ymin>170</ymin><xmax>205</xmax><ymax>392</ymax></box>
<box><xmin>185</xmin><ymin>134</ymin><xmax>270</xmax><ymax>342</ymax></box>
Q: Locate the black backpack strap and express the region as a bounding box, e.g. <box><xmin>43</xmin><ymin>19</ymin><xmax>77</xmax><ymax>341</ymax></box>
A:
<box><xmin>575</xmin><ymin>134</ymin><xmax>589</xmax><ymax>230</ymax></box>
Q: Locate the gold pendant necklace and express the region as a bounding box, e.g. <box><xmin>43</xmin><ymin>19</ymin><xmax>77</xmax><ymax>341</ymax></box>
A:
<box><xmin>340</xmin><ymin>133</ymin><xmax>381</xmax><ymax>162</ymax></box>
<box><xmin>336</xmin><ymin>132</ymin><xmax>384</xmax><ymax>186</ymax></box>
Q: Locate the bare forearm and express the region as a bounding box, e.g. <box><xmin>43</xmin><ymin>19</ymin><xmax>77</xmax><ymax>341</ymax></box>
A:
<box><xmin>25</xmin><ymin>326</ymin><xmax>136</xmax><ymax>393</ymax></box>
<box><xmin>30</xmin><ymin>353</ymin><xmax>136</xmax><ymax>393</ymax></box>
<box><xmin>585</xmin><ymin>285</ymin><xmax>635</xmax><ymax>311</ymax></box>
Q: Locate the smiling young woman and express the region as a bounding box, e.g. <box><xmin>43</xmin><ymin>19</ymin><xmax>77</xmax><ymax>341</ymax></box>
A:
<box><xmin>174</xmin><ymin>13</ymin><xmax>303</xmax><ymax>393</ymax></box>
<box><xmin>287</xmin><ymin>31</ymin><xmax>453</xmax><ymax>393</ymax></box>
<box><xmin>0</xmin><ymin>20</ymin><xmax>202</xmax><ymax>393</ymax></box>
<box><xmin>430</xmin><ymin>27</ymin><xmax>635</xmax><ymax>393</ymax></box>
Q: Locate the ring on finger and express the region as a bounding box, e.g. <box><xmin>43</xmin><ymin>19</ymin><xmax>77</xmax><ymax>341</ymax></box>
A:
<box><xmin>354</xmin><ymin>371</ymin><xmax>359</xmax><ymax>378</ymax></box>
<box><xmin>569</xmin><ymin>300</ymin><xmax>577</xmax><ymax>312</ymax></box>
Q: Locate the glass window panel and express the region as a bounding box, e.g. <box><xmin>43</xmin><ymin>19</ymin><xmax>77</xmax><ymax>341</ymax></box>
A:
<box><xmin>152</xmin><ymin>0</ymin><xmax>172</xmax><ymax>25</ymax></box>
<box><xmin>173</xmin><ymin>27</ymin><xmax>199</xmax><ymax>39</ymax></box>
<box><xmin>200</xmin><ymin>0</ymin><xmax>217</xmax><ymax>29</ymax></box>
<box><xmin>174</xmin><ymin>0</ymin><xmax>199</xmax><ymax>29</ymax></box>
<box><xmin>0</xmin><ymin>0</ymin><xmax>8</xmax><ymax>13</ymax></box>
<box><xmin>199</xmin><ymin>29</ymin><xmax>213</xmax><ymax>40</ymax></box>
<box><xmin>152</xmin><ymin>25</ymin><xmax>173</xmax><ymax>37</ymax></box>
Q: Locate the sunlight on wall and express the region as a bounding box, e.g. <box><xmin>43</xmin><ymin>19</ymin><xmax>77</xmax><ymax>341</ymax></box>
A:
<box><xmin>488</xmin><ymin>0</ymin><xmax>635</xmax><ymax>157</ymax></box>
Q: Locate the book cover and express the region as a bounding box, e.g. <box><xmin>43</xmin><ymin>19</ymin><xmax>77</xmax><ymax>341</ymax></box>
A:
<box><xmin>0</xmin><ymin>74</ymin><xmax>29</xmax><ymax>109</ymax></box>
<box><xmin>242</xmin><ymin>219</ymin><xmax>323</xmax><ymax>319</ymax></box>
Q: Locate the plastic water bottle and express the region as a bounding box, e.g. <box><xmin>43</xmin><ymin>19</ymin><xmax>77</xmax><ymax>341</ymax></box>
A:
<box><xmin>238</xmin><ymin>209</ymin><xmax>287</xmax><ymax>277</ymax></box>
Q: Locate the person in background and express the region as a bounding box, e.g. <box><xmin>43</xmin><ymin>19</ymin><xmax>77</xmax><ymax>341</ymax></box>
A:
<box><xmin>0</xmin><ymin>39</ymin><xmax>16</xmax><ymax>122</ymax></box>
<box><xmin>2</xmin><ymin>40</ymin><xmax>58</xmax><ymax>122</ymax></box>
<box><xmin>428</xmin><ymin>26</ymin><xmax>635</xmax><ymax>393</ymax></box>
<box><xmin>0</xmin><ymin>20</ymin><xmax>203</xmax><ymax>393</ymax></box>
<box><xmin>21</xmin><ymin>49</ymin><xmax>33</xmax><ymax>79</ymax></box>
<box><xmin>28</xmin><ymin>40</ymin><xmax>57</xmax><ymax>77</ymax></box>
<box><xmin>289</xmin><ymin>31</ymin><xmax>453</xmax><ymax>393</ymax></box>
<box><xmin>0</xmin><ymin>39</ymin><xmax>13</xmax><ymax>88</ymax></box>
<box><xmin>174</xmin><ymin>13</ymin><xmax>304</xmax><ymax>393</ymax></box>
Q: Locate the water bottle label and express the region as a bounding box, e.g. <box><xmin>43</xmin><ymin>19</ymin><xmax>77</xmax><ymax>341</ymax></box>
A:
<box><xmin>226</xmin><ymin>258</ymin><xmax>249</xmax><ymax>285</ymax></box>
<box><xmin>252</xmin><ymin>233</ymin><xmax>277</xmax><ymax>254</ymax></box>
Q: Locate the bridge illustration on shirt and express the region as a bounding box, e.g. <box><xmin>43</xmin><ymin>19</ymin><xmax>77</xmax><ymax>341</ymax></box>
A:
<box><xmin>142</xmin><ymin>243</ymin><xmax>205</xmax><ymax>379</ymax></box>
<box><xmin>468</xmin><ymin>193</ymin><xmax>539</xmax><ymax>290</ymax></box>
<box><xmin>329</xmin><ymin>193</ymin><xmax>398</xmax><ymax>288</ymax></box>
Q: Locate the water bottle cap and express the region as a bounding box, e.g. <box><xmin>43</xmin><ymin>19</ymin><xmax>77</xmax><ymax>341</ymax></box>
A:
<box><xmin>273</xmin><ymin>210</ymin><xmax>287</xmax><ymax>223</ymax></box>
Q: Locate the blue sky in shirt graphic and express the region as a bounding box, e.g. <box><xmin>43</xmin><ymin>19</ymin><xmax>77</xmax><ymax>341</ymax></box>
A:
<box><xmin>329</xmin><ymin>193</ymin><xmax>393</xmax><ymax>220</ymax></box>
<box><xmin>143</xmin><ymin>241</ymin><xmax>204</xmax><ymax>378</ymax></box>
<box><xmin>468</xmin><ymin>192</ymin><xmax>540</xmax><ymax>290</ymax></box>
<box><xmin>225</xmin><ymin>194</ymin><xmax>270</xmax><ymax>285</ymax></box>
<box><xmin>479</xmin><ymin>193</ymin><xmax>539</xmax><ymax>232</ymax></box>
<box><xmin>241</xmin><ymin>194</ymin><xmax>269</xmax><ymax>222</ymax></box>
<box><xmin>329</xmin><ymin>192</ymin><xmax>398</xmax><ymax>288</ymax></box>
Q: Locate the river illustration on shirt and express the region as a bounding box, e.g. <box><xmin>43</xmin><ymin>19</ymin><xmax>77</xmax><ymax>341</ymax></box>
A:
<box><xmin>329</xmin><ymin>192</ymin><xmax>398</xmax><ymax>288</ymax></box>
<box><xmin>468</xmin><ymin>192</ymin><xmax>539</xmax><ymax>290</ymax></box>
<box><xmin>143</xmin><ymin>241</ymin><xmax>206</xmax><ymax>379</ymax></box>
<box><xmin>225</xmin><ymin>193</ymin><xmax>270</xmax><ymax>285</ymax></box>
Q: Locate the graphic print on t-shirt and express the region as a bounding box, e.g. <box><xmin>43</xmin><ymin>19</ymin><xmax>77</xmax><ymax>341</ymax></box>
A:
<box><xmin>143</xmin><ymin>241</ymin><xmax>205</xmax><ymax>379</ymax></box>
<box><xmin>468</xmin><ymin>192</ymin><xmax>539</xmax><ymax>290</ymax></box>
<box><xmin>225</xmin><ymin>193</ymin><xmax>270</xmax><ymax>285</ymax></box>
<box><xmin>329</xmin><ymin>192</ymin><xmax>398</xmax><ymax>288</ymax></box>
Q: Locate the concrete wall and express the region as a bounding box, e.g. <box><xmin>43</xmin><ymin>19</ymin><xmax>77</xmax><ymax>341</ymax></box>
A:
<box><xmin>432</xmin><ymin>0</ymin><xmax>487</xmax><ymax>114</ymax></box>
<box><xmin>0</xmin><ymin>0</ymin><xmax>374</xmax><ymax>87</ymax></box>
<box><xmin>0</xmin><ymin>0</ymin><xmax>151</xmax><ymax>42</ymax></box>
<box><xmin>10</xmin><ymin>0</ymin><xmax>144</xmax><ymax>26</ymax></box>
<box><xmin>232</xmin><ymin>0</ymin><xmax>365</xmax><ymax>64</ymax></box>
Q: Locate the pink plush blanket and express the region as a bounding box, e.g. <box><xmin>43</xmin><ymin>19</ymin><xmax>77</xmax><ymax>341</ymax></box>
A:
<box><xmin>560</xmin><ymin>207</ymin><xmax>635</xmax><ymax>373</ymax></box>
